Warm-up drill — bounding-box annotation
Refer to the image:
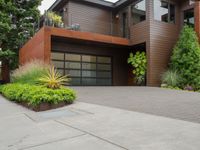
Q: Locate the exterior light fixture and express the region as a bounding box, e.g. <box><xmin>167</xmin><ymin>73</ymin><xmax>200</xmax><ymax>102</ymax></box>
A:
<box><xmin>116</xmin><ymin>14</ymin><xmax>119</xmax><ymax>19</ymax></box>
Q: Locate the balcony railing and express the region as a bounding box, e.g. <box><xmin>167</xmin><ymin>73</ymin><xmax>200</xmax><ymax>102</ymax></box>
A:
<box><xmin>24</xmin><ymin>11</ymin><xmax>130</xmax><ymax>47</ymax></box>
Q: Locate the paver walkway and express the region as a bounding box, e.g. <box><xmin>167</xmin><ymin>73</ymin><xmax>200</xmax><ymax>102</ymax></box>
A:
<box><xmin>0</xmin><ymin>87</ymin><xmax>200</xmax><ymax>150</ymax></box>
<box><xmin>74</xmin><ymin>86</ymin><xmax>200</xmax><ymax>123</ymax></box>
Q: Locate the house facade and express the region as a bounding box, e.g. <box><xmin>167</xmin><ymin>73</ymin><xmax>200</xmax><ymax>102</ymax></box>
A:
<box><xmin>20</xmin><ymin>0</ymin><xmax>200</xmax><ymax>86</ymax></box>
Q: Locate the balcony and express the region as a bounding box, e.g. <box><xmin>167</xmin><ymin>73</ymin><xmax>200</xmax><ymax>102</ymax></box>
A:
<box><xmin>34</xmin><ymin>11</ymin><xmax>130</xmax><ymax>42</ymax></box>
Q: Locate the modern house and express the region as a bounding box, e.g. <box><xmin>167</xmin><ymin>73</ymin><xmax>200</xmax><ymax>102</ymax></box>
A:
<box><xmin>19</xmin><ymin>0</ymin><xmax>200</xmax><ymax>86</ymax></box>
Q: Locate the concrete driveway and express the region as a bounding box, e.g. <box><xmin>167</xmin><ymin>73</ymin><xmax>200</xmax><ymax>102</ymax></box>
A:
<box><xmin>74</xmin><ymin>86</ymin><xmax>200</xmax><ymax>123</ymax></box>
<box><xmin>1</xmin><ymin>87</ymin><xmax>200</xmax><ymax>150</ymax></box>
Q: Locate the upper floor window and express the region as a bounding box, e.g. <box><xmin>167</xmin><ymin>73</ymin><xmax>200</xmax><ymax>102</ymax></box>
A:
<box><xmin>154</xmin><ymin>0</ymin><xmax>175</xmax><ymax>23</ymax></box>
<box><xmin>184</xmin><ymin>9</ymin><xmax>194</xmax><ymax>28</ymax></box>
<box><xmin>131</xmin><ymin>0</ymin><xmax>146</xmax><ymax>25</ymax></box>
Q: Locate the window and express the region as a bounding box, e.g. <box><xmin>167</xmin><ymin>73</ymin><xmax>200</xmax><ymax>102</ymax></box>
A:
<box><xmin>189</xmin><ymin>0</ymin><xmax>195</xmax><ymax>5</ymax></box>
<box><xmin>184</xmin><ymin>9</ymin><xmax>194</xmax><ymax>28</ymax></box>
<box><xmin>131</xmin><ymin>0</ymin><xmax>146</xmax><ymax>25</ymax></box>
<box><xmin>154</xmin><ymin>0</ymin><xmax>175</xmax><ymax>23</ymax></box>
<box><xmin>51</xmin><ymin>52</ymin><xmax>112</xmax><ymax>86</ymax></box>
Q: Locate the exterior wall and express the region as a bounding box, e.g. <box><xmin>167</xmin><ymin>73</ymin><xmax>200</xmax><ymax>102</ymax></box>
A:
<box><xmin>130</xmin><ymin>20</ymin><xmax>149</xmax><ymax>45</ymax></box>
<box><xmin>68</xmin><ymin>1</ymin><xmax>112</xmax><ymax>35</ymax></box>
<box><xmin>51</xmin><ymin>40</ymin><xmax>129</xmax><ymax>86</ymax></box>
<box><xmin>19</xmin><ymin>28</ymin><xmax>45</xmax><ymax>64</ymax></box>
<box><xmin>195</xmin><ymin>1</ymin><xmax>200</xmax><ymax>40</ymax></box>
<box><xmin>19</xmin><ymin>27</ymin><xmax>51</xmax><ymax>65</ymax></box>
<box><xmin>146</xmin><ymin>0</ymin><xmax>182</xmax><ymax>86</ymax></box>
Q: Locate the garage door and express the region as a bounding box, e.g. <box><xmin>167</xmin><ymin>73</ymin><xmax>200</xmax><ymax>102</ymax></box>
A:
<box><xmin>51</xmin><ymin>52</ymin><xmax>112</xmax><ymax>86</ymax></box>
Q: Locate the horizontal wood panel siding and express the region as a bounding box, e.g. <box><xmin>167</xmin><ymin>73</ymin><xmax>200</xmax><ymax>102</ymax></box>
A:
<box><xmin>68</xmin><ymin>1</ymin><xmax>112</xmax><ymax>35</ymax></box>
<box><xmin>130</xmin><ymin>21</ymin><xmax>148</xmax><ymax>45</ymax></box>
<box><xmin>147</xmin><ymin>0</ymin><xmax>181</xmax><ymax>86</ymax></box>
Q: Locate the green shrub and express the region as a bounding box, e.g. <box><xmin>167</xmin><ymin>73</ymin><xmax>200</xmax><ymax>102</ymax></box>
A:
<box><xmin>128</xmin><ymin>51</ymin><xmax>147</xmax><ymax>85</ymax></box>
<box><xmin>0</xmin><ymin>83</ymin><xmax>76</xmax><ymax>106</ymax></box>
<box><xmin>11</xmin><ymin>60</ymin><xmax>49</xmax><ymax>84</ymax></box>
<box><xmin>161</xmin><ymin>70</ymin><xmax>180</xmax><ymax>87</ymax></box>
<box><xmin>170</xmin><ymin>25</ymin><xmax>200</xmax><ymax>90</ymax></box>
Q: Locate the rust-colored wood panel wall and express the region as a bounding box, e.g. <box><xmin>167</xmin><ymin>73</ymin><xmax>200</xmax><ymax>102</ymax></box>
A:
<box><xmin>68</xmin><ymin>1</ymin><xmax>112</xmax><ymax>35</ymax></box>
<box><xmin>19</xmin><ymin>27</ymin><xmax>51</xmax><ymax>65</ymax></box>
<box><xmin>51</xmin><ymin>40</ymin><xmax>130</xmax><ymax>86</ymax></box>
<box><xmin>19</xmin><ymin>28</ymin><xmax>45</xmax><ymax>64</ymax></box>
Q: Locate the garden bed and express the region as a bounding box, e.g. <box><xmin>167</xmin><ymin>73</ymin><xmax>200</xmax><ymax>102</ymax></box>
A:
<box><xmin>20</xmin><ymin>101</ymin><xmax>71</xmax><ymax>112</ymax></box>
<box><xmin>0</xmin><ymin>83</ymin><xmax>76</xmax><ymax>112</ymax></box>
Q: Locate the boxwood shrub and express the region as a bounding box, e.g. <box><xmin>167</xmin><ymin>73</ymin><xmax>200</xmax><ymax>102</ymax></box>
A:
<box><xmin>0</xmin><ymin>83</ymin><xmax>76</xmax><ymax>106</ymax></box>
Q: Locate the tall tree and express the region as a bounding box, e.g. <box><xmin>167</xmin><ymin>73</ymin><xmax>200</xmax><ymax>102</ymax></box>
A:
<box><xmin>0</xmin><ymin>0</ymin><xmax>42</xmax><ymax>82</ymax></box>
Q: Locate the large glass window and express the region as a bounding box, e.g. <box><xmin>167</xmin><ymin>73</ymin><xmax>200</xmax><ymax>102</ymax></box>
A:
<box><xmin>154</xmin><ymin>0</ymin><xmax>175</xmax><ymax>23</ymax></box>
<box><xmin>131</xmin><ymin>0</ymin><xmax>146</xmax><ymax>25</ymax></box>
<box><xmin>51</xmin><ymin>52</ymin><xmax>112</xmax><ymax>86</ymax></box>
<box><xmin>184</xmin><ymin>9</ymin><xmax>194</xmax><ymax>28</ymax></box>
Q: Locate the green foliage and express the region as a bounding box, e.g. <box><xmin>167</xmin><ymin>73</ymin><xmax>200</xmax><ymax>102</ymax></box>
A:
<box><xmin>11</xmin><ymin>60</ymin><xmax>49</xmax><ymax>85</ymax></box>
<box><xmin>39</xmin><ymin>66</ymin><xmax>70</xmax><ymax>89</ymax></box>
<box><xmin>47</xmin><ymin>11</ymin><xmax>63</xmax><ymax>27</ymax></box>
<box><xmin>0</xmin><ymin>49</ymin><xmax>15</xmax><ymax>60</ymax></box>
<box><xmin>0</xmin><ymin>83</ymin><xmax>76</xmax><ymax>106</ymax></box>
<box><xmin>128</xmin><ymin>51</ymin><xmax>147</xmax><ymax>84</ymax></box>
<box><xmin>161</xmin><ymin>85</ymin><xmax>182</xmax><ymax>91</ymax></box>
<box><xmin>0</xmin><ymin>0</ymin><xmax>42</xmax><ymax>68</ymax></box>
<box><xmin>161</xmin><ymin>70</ymin><xmax>180</xmax><ymax>87</ymax></box>
<box><xmin>170</xmin><ymin>25</ymin><xmax>200</xmax><ymax>89</ymax></box>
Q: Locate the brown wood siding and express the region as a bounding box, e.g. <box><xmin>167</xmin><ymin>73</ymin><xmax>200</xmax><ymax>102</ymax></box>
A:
<box><xmin>51</xmin><ymin>40</ymin><xmax>129</xmax><ymax>85</ymax></box>
<box><xmin>68</xmin><ymin>1</ymin><xmax>112</xmax><ymax>35</ymax></box>
<box><xmin>130</xmin><ymin>21</ymin><xmax>148</xmax><ymax>45</ymax></box>
<box><xmin>195</xmin><ymin>2</ymin><xmax>200</xmax><ymax>40</ymax></box>
<box><xmin>147</xmin><ymin>0</ymin><xmax>181</xmax><ymax>86</ymax></box>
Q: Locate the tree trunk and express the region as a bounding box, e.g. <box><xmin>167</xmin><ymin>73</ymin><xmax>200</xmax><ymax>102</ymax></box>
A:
<box><xmin>2</xmin><ymin>60</ymin><xmax>10</xmax><ymax>83</ymax></box>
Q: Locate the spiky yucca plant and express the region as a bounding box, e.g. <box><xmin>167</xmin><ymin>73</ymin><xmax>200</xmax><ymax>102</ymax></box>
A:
<box><xmin>39</xmin><ymin>66</ymin><xmax>70</xmax><ymax>89</ymax></box>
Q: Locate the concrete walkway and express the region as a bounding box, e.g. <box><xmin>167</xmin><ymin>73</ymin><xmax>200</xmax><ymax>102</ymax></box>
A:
<box><xmin>74</xmin><ymin>86</ymin><xmax>200</xmax><ymax>123</ymax></box>
<box><xmin>0</xmin><ymin>87</ymin><xmax>200</xmax><ymax>150</ymax></box>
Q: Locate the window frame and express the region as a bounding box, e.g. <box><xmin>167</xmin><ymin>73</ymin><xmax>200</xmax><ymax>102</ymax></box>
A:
<box><xmin>131</xmin><ymin>0</ymin><xmax>147</xmax><ymax>25</ymax></box>
<box><xmin>51</xmin><ymin>51</ymin><xmax>113</xmax><ymax>86</ymax></box>
<box><xmin>153</xmin><ymin>0</ymin><xmax>176</xmax><ymax>24</ymax></box>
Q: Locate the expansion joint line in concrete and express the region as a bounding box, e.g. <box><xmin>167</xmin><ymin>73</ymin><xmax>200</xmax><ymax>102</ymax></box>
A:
<box><xmin>19</xmin><ymin>133</ymin><xmax>87</xmax><ymax>150</ymax></box>
<box><xmin>55</xmin><ymin>120</ymin><xmax>129</xmax><ymax>150</ymax></box>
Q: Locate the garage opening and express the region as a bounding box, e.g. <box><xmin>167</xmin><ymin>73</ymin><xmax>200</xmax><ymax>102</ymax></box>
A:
<box><xmin>51</xmin><ymin>52</ymin><xmax>112</xmax><ymax>86</ymax></box>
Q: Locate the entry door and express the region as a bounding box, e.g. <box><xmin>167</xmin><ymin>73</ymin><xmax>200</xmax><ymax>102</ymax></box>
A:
<box><xmin>51</xmin><ymin>52</ymin><xmax>112</xmax><ymax>86</ymax></box>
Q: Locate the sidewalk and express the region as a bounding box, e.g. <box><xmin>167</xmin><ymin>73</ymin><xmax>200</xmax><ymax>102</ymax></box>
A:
<box><xmin>0</xmin><ymin>95</ymin><xmax>200</xmax><ymax>150</ymax></box>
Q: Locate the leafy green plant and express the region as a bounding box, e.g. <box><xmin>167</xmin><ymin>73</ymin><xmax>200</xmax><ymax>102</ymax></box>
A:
<box><xmin>170</xmin><ymin>25</ymin><xmax>200</xmax><ymax>90</ymax></box>
<box><xmin>161</xmin><ymin>70</ymin><xmax>180</xmax><ymax>87</ymax></box>
<box><xmin>0</xmin><ymin>0</ymin><xmax>41</xmax><ymax>69</ymax></box>
<box><xmin>11</xmin><ymin>60</ymin><xmax>49</xmax><ymax>84</ymax></box>
<box><xmin>39</xmin><ymin>66</ymin><xmax>70</xmax><ymax>89</ymax></box>
<box><xmin>0</xmin><ymin>49</ymin><xmax>15</xmax><ymax>60</ymax></box>
<box><xmin>0</xmin><ymin>83</ymin><xmax>76</xmax><ymax>106</ymax></box>
<box><xmin>47</xmin><ymin>11</ymin><xmax>63</xmax><ymax>27</ymax></box>
<box><xmin>128</xmin><ymin>51</ymin><xmax>147</xmax><ymax>85</ymax></box>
